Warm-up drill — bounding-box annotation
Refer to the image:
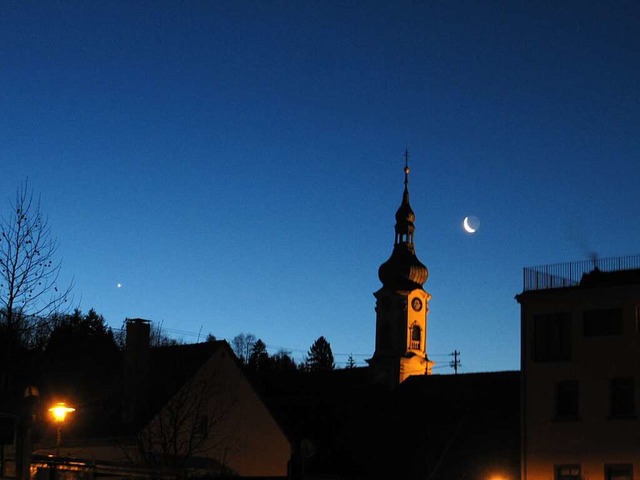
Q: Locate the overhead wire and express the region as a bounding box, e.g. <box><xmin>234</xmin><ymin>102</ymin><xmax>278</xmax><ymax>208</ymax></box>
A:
<box><xmin>115</xmin><ymin>323</ymin><xmax>456</xmax><ymax>367</ymax></box>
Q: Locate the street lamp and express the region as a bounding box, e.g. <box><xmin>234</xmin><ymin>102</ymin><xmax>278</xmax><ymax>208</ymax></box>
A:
<box><xmin>488</xmin><ymin>475</ymin><xmax>508</xmax><ymax>480</ymax></box>
<box><xmin>48</xmin><ymin>402</ymin><xmax>75</xmax><ymax>456</ymax></box>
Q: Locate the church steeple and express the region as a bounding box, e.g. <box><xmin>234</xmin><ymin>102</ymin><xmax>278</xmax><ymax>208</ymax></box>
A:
<box><xmin>368</xmin><ymin>151</ymin><xmax>433</xmax><ymax>386</ymax></box>
<box><xmin>378</xmin><ymin>150</ymin><xmax>428</xmax><ymax>292</ymax></box>
<box><xmin>394</xmin><ymin>149</ymin><xmax>416</xmax><ymax>247</ymax></box>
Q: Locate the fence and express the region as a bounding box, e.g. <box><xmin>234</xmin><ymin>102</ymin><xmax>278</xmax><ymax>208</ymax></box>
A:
<box><xmin>523</xmin><ymin>254</ymin><xmax>640</xmax><ymax>291</ymax></box>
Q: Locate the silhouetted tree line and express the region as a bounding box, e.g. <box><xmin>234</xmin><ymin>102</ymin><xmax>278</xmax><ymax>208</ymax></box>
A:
<box><xmin>0</xmin><ymin>183</ymin><xmax>342</xmax><ymax>403</ymax></box>
<box><xmin>231</xmin><ymin>333</ymin><xmax>298</xmax><ymax>373</ymax></box>
<box><xmin>231</xmin><ymin>333</ymin><xmax>337</xmax><ymax>373</ymax></box>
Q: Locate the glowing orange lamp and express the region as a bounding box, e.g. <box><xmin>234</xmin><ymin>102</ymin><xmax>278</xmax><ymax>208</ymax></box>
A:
<box><xmin>48</xmin><ymin>402</ymin><xmax>75</xmax><ymax>455</ymax></box>
<box><xmin>49</xmin><ymin>402</ymin><xmax>75</xmax><ymax>423</ymax></box>
<box><xmin>488</xmin><ymin>475</ymin><xmax>508</xmax><ymax>480</ymax></box>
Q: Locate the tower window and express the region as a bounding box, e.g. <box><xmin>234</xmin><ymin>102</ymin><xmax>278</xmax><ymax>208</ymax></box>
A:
<box><xmin>410</xmin><ymin>325</ymin><xmax>421</xmax><ymax>350</ymax></box>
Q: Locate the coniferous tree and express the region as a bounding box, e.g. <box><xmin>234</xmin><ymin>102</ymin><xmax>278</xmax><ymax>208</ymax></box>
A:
<box><xmin>248</xmin><ymin>339</ymin><xmax>270</xmax><ymax>372</ymax></box>
<box><xmin>304</xmin><ymin>336</ymin><xmax>335</xmax><ymax>372</ymax></box>
<box><xmin>45</xmin><ymin>308</ymin><xmax>117</xmax><ymax>359</ymax></box>
<box><xmin>43</xmin><ymin>309</ymin><xmax>119</xmax><ymax>426</ymax></box>
<box><xmin>271</xmin><ymin>349</ymin><xmax>297</xmax><ymax>372</ymax></box>
<box><xmin>205</xmin><ymin>333</ymin><xmax>217</xmax><ymax>342</ymax></box>
<box><xmin>346</xmin><ymin>354</ymin><xmax>357</xmax><ymax>369</ymax></box>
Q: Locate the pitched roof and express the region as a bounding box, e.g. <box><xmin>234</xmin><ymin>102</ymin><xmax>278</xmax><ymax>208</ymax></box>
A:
<box><xmin>250</xmin><ymin>368</ymin><xmax>520</xmax><ymax>479</ymax></box>
<box><xmin>146</xmin><ymin>341</ymin><xmax>224</xmax><ymax>419</ymax></box>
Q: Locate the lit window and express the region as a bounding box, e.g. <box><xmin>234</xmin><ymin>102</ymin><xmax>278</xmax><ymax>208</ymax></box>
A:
<box><xmin>583</xmin><ymin>308</ymin><xmax>623</xmax><ymax>336</ymax></box>
<box><xmin>610</xmin><ymin>378</ymin><xmax>635</xmax><ymax>418</ymax></box>
<box><xmin>556</xmin><ymin>465</ymin><xmax>581</xmax><ymax>480</ymax></box>
<box><xmin>606</xmin><ymin>465</ymin><xmax>633</xmax><ymax>480</ymax></box>
<box><xmin>556</xmin><ymin>380</ymin><xmax>579</xmax><ymax>419</ymax></box>
<box><xmin>534</xmin><ymin>312</ymin><xmax>572</xmax><ymax>362</ymax></box>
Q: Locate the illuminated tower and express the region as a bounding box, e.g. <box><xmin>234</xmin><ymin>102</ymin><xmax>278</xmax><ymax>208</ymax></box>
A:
<box><xmin>368</xmin><ymin>151</ymin><xmax>434</xmax><ymax>386</ymax></box>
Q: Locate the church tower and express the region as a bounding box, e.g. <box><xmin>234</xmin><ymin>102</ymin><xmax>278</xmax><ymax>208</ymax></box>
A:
<box><xmin>368</xmin><ymin>151</ymin><xmax>434</xmax><ymax>386</ymax></box>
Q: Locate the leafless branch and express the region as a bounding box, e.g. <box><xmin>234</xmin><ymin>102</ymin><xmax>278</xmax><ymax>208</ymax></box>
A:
<box><xmin>0</xmin><ymin>181</ymin><xmax>73</xmax><ymax>347</ymax></box>
<box><xmin>136</xmin><ymin>367</ymin><xmax>238</xmax><ymax>471</ymax></box>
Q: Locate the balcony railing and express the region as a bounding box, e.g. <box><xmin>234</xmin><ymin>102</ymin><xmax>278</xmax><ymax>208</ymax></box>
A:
<box><xmin>523</xmin><ymin>254</ymin><xmax>640</xmax><ymax>292</ymax></box>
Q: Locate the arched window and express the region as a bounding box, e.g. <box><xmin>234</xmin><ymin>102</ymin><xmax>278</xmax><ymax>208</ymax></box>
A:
<box><xmin>410</xmin><ymin>325</ymin><xmax>421</xmax><ymax>350</ymax></box>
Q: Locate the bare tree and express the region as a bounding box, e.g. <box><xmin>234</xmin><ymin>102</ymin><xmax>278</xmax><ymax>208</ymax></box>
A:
<box><xmin>0</xmin><ymin>182</ymin><xmax>72</xmax><ymax>349</ymax></box>
<box><xmin>114</xmin><ymin>320</ymin><xmax>181</xmax><ymax>350</ymax></box>
<box><xmin>149</xmin><ymin>321</ymin><xmax>181</xmax><ymax>347</ymax></box>
<box><xmin>231</xmin><ymin>332</ymin><xmax>256</xmax><ymax>365</ymax></box>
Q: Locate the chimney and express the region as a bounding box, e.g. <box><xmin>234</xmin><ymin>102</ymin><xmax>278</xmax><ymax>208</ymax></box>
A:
<box><xmin>123</xmin><ymin>318</ymin><xmax>150</xmax><ymax>425</ymax></box>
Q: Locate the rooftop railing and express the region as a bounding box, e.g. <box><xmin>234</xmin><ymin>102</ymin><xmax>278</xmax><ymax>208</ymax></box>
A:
<box><xmin>523</xmin><ymin>254</ymin><xmax>640</xmax><ymax>292</ymax></box>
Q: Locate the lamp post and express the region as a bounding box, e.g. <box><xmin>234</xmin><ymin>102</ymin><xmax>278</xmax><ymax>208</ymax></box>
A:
<box><xmin>48</xmin><ymin>403</ymin><xmax>75</xmax><ymax>457</ymax></box>
<box><xmin>15</xmin><ymin>386</ymin><xmax>39</xmax><ymax>480</ymax></box>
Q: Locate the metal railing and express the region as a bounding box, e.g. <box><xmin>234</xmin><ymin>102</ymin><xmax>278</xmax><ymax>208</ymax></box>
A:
<box><xmin>523</xmin><ymin>254</ymin><xmax>640</xmax><ymax>292</ymax></box>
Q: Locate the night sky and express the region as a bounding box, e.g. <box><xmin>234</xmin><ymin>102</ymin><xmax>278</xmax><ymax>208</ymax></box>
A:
<box><xmin>1</xmin><ymin>1</ymin><xmax>639</xmax><ymax>371</ymax></box>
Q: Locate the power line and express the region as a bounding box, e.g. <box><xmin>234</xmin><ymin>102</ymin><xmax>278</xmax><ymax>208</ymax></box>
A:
<box><xmin>116</xmin><ymin>322</ymin><xmax>454</xmax><ymax>368</ymax></box>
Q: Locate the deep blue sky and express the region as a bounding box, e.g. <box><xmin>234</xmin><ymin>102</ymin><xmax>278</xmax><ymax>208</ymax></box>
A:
<box><xmin>1</xmin><ymin>1</ymin><xmax>638</xmax><ymax>371</ymax></box>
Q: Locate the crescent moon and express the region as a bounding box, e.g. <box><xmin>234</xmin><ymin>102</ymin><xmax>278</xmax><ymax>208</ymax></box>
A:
<box><xmin>463</xmin><ymin>216</ymin><xmax>476</xmax><ymax>234</ymax></box>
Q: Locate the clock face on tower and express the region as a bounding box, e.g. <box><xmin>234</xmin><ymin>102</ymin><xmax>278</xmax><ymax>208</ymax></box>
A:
<box><xmin>411</xmin><ymin>297</ymin><xmax>423</xmax><ymax>312</ymax></box>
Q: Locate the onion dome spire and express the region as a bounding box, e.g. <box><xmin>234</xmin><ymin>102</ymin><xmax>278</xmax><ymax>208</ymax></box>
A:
<box><xmin>395</xmin><ymin>149</ymin><xmax>416</xmax><ymax>246</ymax></box>
<box><xmin>378</xmin><ymin>150</ymin><xmax>428</xmax><ymax>290</ymax></box>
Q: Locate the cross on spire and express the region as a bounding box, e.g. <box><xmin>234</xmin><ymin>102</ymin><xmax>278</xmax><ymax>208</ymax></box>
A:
<box><xmin>404</xmin><ymin>148</ymin><xmax>410</xmax><ymax>188</ymax></box>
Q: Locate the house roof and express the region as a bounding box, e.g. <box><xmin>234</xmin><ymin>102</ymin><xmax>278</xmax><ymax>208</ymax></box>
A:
<box><xmin>146</xmin><ymin>341</ymin><xmax>225</xmax><ymax>420</ymax></box>
<box><xmin>250</xmin><ymin>368</ymin><xmax>520</xmax><ymax>480</ymax></box>
<box><xmin>24</xmin><ymin>341</ymin><xmax>228</xmax><ymax>441</ymax></box>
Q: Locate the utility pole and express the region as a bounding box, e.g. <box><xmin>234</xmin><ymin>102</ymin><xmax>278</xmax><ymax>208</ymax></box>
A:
<box><xmin>450</xmin><ymin>350</ymin><xmax>461</xmax><ymax>374</ymax></box>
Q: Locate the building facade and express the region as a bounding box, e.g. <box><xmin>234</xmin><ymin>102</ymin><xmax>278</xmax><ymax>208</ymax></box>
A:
<box><xmin>517</xmin><ymin>256</ymin><xmax>640</xmax><ymax>480</ymax></box>
<box><xmin>367</xmin><ymin>152</ymin><xmax>433</xmax><ymax>386</ymax></box>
